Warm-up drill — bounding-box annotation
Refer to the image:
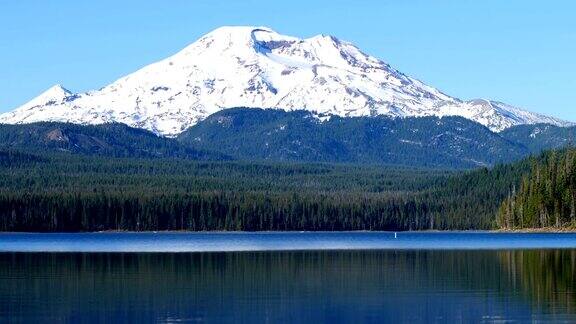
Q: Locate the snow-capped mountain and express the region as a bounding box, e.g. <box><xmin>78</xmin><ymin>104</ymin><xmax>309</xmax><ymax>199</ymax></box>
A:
<box><xmin>0</xmin><ymin>26</ymin><xmax>571</xmax><ymax>136</ymax></box>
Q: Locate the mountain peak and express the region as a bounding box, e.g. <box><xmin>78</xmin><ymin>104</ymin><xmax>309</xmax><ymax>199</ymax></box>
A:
<box><xmin>197</xmin><ymin>26</ymin><xmax>283</xmax><ymax>45</ymax></box>
<box><xmin>42</xmin><ymin>84</ymin><xmax>71</xmax><ymax>96</ymax></box>
<box><xmin>0</xmin><ymin>26</ymin><xmax>571</xmax><ymax>136</ymax></box>
<box><xmin>207</xmin><ymin>25</ymin><xmax>275</xmax><ymax>35</ymax></box>
<box><xmin>23</xmin><ymin>84</ymin><xmax>72</xmax><ymax>109</ymax></box>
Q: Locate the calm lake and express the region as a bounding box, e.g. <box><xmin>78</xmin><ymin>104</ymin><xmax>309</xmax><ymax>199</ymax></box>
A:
<box><xmin>1</xmin><ymin>232</ymin><xmax>575</xmax><ymax>322</ymax></box>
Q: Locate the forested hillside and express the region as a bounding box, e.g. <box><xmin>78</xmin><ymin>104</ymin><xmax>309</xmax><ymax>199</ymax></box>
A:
<box><xmin>500</xmin><ymin>124</ymin><xmax>576</xmax><ymax>152</ymax></box>
<box><xmin>0</xmin><ymin>113</ymin><xmax>574</xmax><ymax>232</ymax></box>
<box><xmin>178</xmin><ymin>108</ymin><xmax>531</xmax><ymax>168</ymax></box>
<box><xmin>498</xmin><ymin>148</ymin><xmax>576</xmax><ymax>229</ymax></box>
<box><xmin>1</xmin><ymin>111</ymin><xmax>574</xmax><ymax>169</ymax></box>
<box><xmin>0</xmin><ymin>150</ymin><xmax>529</xmax><ymax>232</ymax></box>
<box><xmin>0</xmin><ymin>122</ymin><xmax>225</xmax><ymax>160</ymax></box>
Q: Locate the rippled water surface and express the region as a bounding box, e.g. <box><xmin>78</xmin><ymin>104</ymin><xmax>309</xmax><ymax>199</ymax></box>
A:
<box><xmin>1</xmin><ymin>232</ymin><xmax>575</xmax><ymax>322</ymax></box>
<box><xmin>1</xmin><ymin>231</ymin><xmax>576</xmax><ymax>252</ymax></box>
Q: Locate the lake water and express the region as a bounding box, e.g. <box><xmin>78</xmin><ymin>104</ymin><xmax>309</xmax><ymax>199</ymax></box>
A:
<box><xmin>1</xmin><ymin>231</ymin><xmax>576</xmax><ymax>252</ymax></box>
<box><xmin>1</xmin><ymin>232</ymin><xmax>575</xmax><ymax>322</ymax></box>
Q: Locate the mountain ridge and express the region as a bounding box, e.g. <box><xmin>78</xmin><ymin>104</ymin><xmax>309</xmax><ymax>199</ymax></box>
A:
<box><xmin>178</xmin><ymin>108</ymin><xmax>570</xmax><ymax>168</ymax></box>
<box><xmin>0</xmin><ymin>122</ymin><xmax>226</xmax><ymax>160</ymax></box>
<box><xmin>0</xmin><ymin>26</ymin><xmax>572</xmax><ymax>136</ymax></box>
<box><xmin>0</xmin><ymin>109</ymin><xmax>574</xmax><ymax>169</ymax></box>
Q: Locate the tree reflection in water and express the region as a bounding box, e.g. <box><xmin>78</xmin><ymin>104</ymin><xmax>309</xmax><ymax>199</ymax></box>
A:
<box><xmin>0</xmin><ymin>250</ymin><xmax>574</xmax><ymax>322</ymax></box>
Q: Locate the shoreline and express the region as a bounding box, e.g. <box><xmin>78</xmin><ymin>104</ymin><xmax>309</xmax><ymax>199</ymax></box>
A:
<box><xmin>1</xmin><ymin>229</ymin><xmax>575</xmax><ymax>234</ymax></box>
<box><xmin>494</xmin><ymin>227</ymin><xmax>576</xmax><ymax>233</ymax></box>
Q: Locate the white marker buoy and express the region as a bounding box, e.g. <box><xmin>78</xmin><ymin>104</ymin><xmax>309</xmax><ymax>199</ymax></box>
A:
<box><xmin>394</xmin><ymin>232</ymin><xmax>397</xmax><ymax>239</ymax></box>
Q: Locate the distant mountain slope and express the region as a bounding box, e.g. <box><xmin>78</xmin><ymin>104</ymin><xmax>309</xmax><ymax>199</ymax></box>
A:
<box><xmin>1</xmin><ymin>110</ymin><xmax>572</xmax><ymax>169</ymax></box>
<box><xmin>0</xmin><ymin>26</ymin><xmax>571</xmax><ymax>136</ymax></box>
<box><xmin>178</xmin><ymin>108</ymin><xmax>533</xmax><ymax>168</ymax></box>
<box><xmin>500</xmin><ymin>123</ymin><xmax>576</xmax><ymax>152</ymax></box>
<box><xmin>0</xmin><ymin>122</ymin><xmax>225</xmax><ymax>159</ymax></box>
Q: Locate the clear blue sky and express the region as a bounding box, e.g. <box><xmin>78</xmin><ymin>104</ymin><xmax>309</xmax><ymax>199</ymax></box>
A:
<box><xmin>1</xmin><ymin>0</ymin><xmax>574</xmax><ymax>121</ymax></box>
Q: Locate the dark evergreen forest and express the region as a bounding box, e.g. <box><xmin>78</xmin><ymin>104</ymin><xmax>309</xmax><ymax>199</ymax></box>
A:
<box><xmin>1</xmin><ymin>115</ymin><xmax>574</xmax><ymax>232</ymax></box>
<box><xmin>498</xmin><ymin>149</ymin><xmax>576</xmax><ymax>229</ymax></box>
<box><xmin>0</xmin><ymin>149</ymin><xmax>531</xmax><ymax>232</ymax></box>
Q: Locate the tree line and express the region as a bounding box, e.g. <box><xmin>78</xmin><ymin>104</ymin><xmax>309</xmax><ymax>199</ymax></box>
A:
<box><xmin>0</xmin><ymin>150</ymin><xmax>531</xmax><ymax>232</ymax></box>
<box><xmin>498</xmin><ymin>148</ymin><xmax>576</xmax><ymax>229</ymax></box>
